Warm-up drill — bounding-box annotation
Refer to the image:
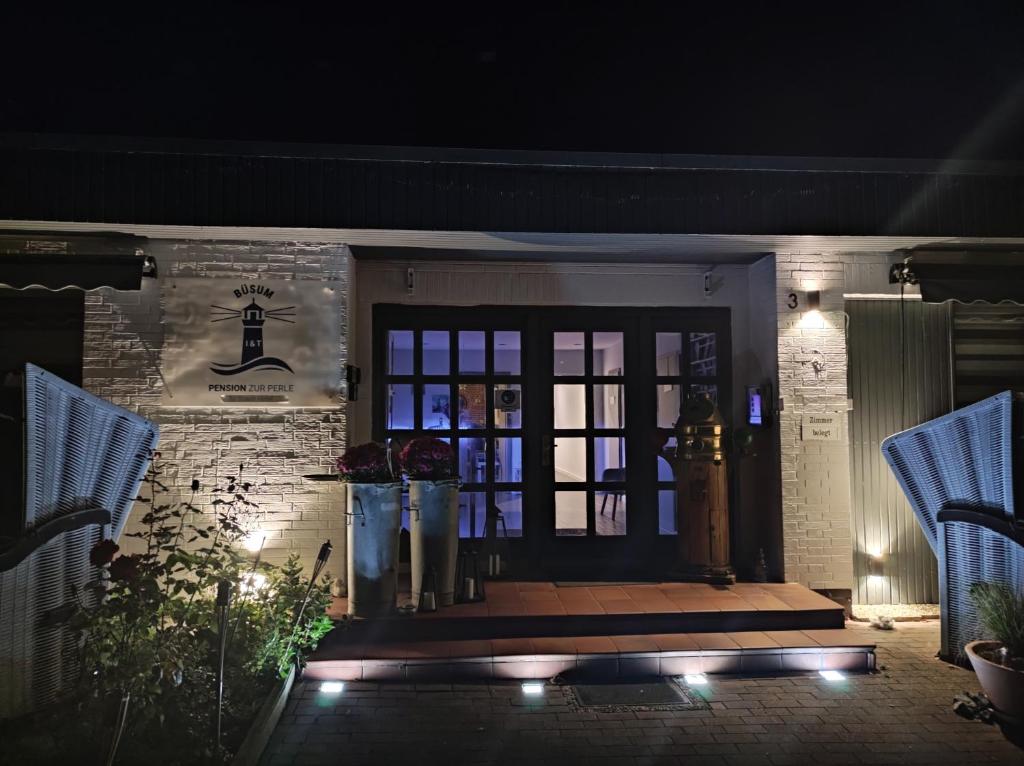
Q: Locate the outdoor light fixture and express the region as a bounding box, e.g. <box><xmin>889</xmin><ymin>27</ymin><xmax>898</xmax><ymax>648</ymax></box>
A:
<box><xmin>819</xmin><ymin>670</ymin><xmax>846</xmax><ymax>681</ymax></box>
<box><xmin>244</xmin><ymin>530</ymin><xmax>266</xmax><ymax>553</ymax></box>
<box><xmin>521</xmin><ymin>681</ymin><xmax>544</xmax><ymax>695</ymax></box>
<box><xmin>683</xmin><ymin>673</ymin><xmax>708</xmax><ymax>686</ymax></box>
<box><xmin>320</xmin><ymin>681</ymin><xmax>344</xmax><ymax>693</ymax></box>
<box><xmin>806</xmin><ymin>289</ymin><xmax>821</xmax><ymax>311</ymax></box>
<box><xmin>868</xmin><ymin>548</ymin><xmax>884</xmax><ymax>581</ymax></box>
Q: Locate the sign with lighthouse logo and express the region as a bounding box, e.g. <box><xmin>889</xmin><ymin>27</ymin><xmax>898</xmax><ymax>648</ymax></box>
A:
<box><xmin>162</xmin><ymin>278</ymin><xmax>342</xmax><ymax>407</ymax></box>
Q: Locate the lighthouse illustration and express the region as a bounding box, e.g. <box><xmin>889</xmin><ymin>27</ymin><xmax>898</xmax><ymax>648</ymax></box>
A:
<box><xmin>209</xmin><ymin>297</ymin><xmax>295</xmax><ymax>376</ymax></box>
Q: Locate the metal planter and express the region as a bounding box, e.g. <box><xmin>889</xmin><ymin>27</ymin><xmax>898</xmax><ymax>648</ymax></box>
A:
<box><xmin>346</xmin><ymin>482</ymin><xmax>403</xmax><ymax>618</ymax></box>
<box><xmin>409</xmin><ymin>480</ymin><xmax>460</xmax><ymax>608</ymax></box>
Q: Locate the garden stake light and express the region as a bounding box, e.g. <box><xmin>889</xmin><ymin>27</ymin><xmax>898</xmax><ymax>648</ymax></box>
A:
<box><xmin>280</xmin><ymin>539</ymin><xmax>332</xmax><ymax>675</ymax></box>
<box><xmin>215</xmin><ymin>580</ymin><xmax>231</xmax><ymax>754</ymax></box>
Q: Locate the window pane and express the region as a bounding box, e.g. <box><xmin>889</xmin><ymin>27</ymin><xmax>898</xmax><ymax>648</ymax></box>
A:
<box><xmin>495</xmin><ymin>491</ymin><xmax>523</xmax><ymax>537</ymax></box>
<box><xmin>554</xmin><ymin>332</ymin><xmax>585</xmax><ymax>375</ymax></box>
<box><xmin>423</xmin><ymin>330</ymin><xmax>450</xmax><ymax>375</ymax></box>
<box><xmin>593</xmin><ymin>384</ymin><xmax>624</xmax><ymax>428</ymax></box>
<box><xmin>422</xmin><ymin>384</ymin><xmax>451</xmax><ymax>430</ymax></box>
<box><xmin>458</xmin><ymin>491</ymin><xmax>486</xmax><ymax>538</ymax></box>
<box><xmin>386</xmin><ymin>384</ymin><xmax>414</xmax><ymax>429</ymax></box>
<box><xmin>555</xmin><ymin>491</ymin><xmax>587</xmax><ymax>536</ymax></box>
<box><xmin>494</xmin><ymin>437</ymin><xmax>523</xmax><ymax>483</ymax></box>
<box><xmin>688</xmin><ymin>383</ymin><xmax>718</xmax><ymax>405</ymax></box>
<box><xmin>553</xmin><ymin>384</ymin><xmax>585</xmax><ymax>429</ymax></box>
<box><xmin>655</xmin><ymin>333</ymin><xmax>682</xmax><ymax>376</ymax></box>
<box><xmin>689</xmin><ymin>332</ymin><xmax>717</xmax><ymax>377</ymax></box>
<box><xmin>657</xmin><ymin>454</ymin><xmax>675</xmax><ymax>481</ymax></box>
<box><xmin>458</xmin><ymin>383</ymin><xmax>487</xmax><ymax>429</ymax></box>
<box><xmin>494</xmin><ymin>330</ymin><xmax>521</xmax><ymax>375</ymax></box>
<box><xmin>456</xmin><ymin>438</ymin><xmax>487</xmax><ymax>483</ymax></box>
<box><xmin>594</xmin><ymin>437</ymin><xmax>625</xmax><ymax>481</ymax></box>
<box><xmin>592</xmin><ymin>332</ymin><xmax>624</xmax><ymax>376</ymax></box>
<box><xmin>554</xmin><ymin>437</ymin><xmax>586</xmax><ymax>482</ymax></box>
<box><xmin>658</xmin><ymin>489</ymin><xmax>677</xmax><ymax>535</ymax></box>
<box><xmin>494</xmin><ymin>383</ymin><xmax>522</xmax><ymax>428</ymax></box>
<box><xmin>656</xmin><ymin>384</ymin><xmax>679</xmax><ymax>428</ymax></box>
<box><xmin>458</xmin><ymin>331</ymin><xmax>485</xmax><ymax>373</ymax></box>
<box><xmin>400</xmin><ymin>491</ymin><xmax>410</xmax><ymax>531</ymax></box>
<box><xmin>386</xmin><ymin>330</ymin><xmax>414</xmax><ymax>374</ymax></box>
<box><xmin>596</xmin><ymin>490</ymin><xmax>626</xmax><ymax>536</ymax></box>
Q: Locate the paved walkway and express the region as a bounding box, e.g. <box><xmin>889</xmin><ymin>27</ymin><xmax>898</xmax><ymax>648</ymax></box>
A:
<box><xmin>263</xmin><ymin>621</ymin><xmax>1024</xmax><ymax>765</ymax></box>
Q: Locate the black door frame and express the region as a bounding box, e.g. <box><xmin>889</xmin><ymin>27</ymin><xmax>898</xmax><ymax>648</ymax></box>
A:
<box><xmin>371</xmin><ymin>304</ymin><xmax>732</xmax><ymax>580</ymax></box>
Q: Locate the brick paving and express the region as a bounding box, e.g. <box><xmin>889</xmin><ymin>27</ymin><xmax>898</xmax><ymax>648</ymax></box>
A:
<box><xmin>263</xmin><ymin>620</ymin><xmax>1024</xmax><ymax>765</ymax></box>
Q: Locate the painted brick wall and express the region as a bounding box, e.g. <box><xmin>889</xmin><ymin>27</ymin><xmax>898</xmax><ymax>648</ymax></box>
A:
<box><xmin>82</xmin><ymin>239</ymin><xmax>350</xmax><ymax>572</ymax></box>
<box><xmin>775</xmin><ymin>252</ymin><xmax>902</xmax><ymax>591</ymax></box>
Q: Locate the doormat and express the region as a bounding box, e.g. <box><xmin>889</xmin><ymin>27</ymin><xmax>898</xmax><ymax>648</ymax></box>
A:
<box><xmin>566</xmin><ymin>680</ymin><xmax>708</xmax><ymax>712</ymax></box>
<box><xmin>554</xmin><ymin>581</ymin><xmax>654</xmax><ymax>587</ymax></box>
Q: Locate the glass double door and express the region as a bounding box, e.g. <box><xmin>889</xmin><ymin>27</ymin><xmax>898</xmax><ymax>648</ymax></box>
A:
<box><xmin>373</xmin><ymin>305</ymin><xmax>730</xmax><ymax>579</ymax></box>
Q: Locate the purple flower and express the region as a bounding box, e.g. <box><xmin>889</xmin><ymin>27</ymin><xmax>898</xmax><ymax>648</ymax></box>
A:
<box><xmin>400</xmin><ymin>438</ymin><xmax>456</xmax><ymax>480</ymax></box>
<box><xmin>336</xmin><ymin>442</ymin><xmax>400</xmax><ymax>483</ymax></box>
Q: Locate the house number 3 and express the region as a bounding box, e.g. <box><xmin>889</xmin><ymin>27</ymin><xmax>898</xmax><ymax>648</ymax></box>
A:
<box><xmin>787</xmin><ymin>293</ymin><xmax>799</xmax><ymax>309</ymax></box>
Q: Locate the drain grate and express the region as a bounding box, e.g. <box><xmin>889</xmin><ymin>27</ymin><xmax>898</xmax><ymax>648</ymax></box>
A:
<box><xmin>567</xmin><ymin>680</ymin><xmax>708</xmax><ymax>712</ymax></box>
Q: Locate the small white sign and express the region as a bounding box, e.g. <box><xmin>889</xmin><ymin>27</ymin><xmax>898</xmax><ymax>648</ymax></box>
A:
<box><xmin>802</xmin><ymin>413</ymin><xmax>843</xmax><ymax>441</ymax></box>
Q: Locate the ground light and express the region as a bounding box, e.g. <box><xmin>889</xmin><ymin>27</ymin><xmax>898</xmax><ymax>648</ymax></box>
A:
<box><xmin>818</xmin><ymin>670</ymin><xmax>846</xmax><ymax>681</ymax></box>
<box><xmin>320</xmin><ymin>681</ymin><xmax>345</xmax><ymax>693</ymax></box>
<box><xmin>683</xmin><ymin>674</ymin><xmax>708</xmax><ymax>685</ymax></box>
<box><xmin>521</xmin><ymin>681</ymin><xmax>544</xmax><ymax>695</ymax></box>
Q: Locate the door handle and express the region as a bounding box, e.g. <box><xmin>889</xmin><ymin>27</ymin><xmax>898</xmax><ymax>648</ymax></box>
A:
<box><xmin>542</xmin><ymin>435</ymin><xmax>554</xmax><ymax>467</ymax></box>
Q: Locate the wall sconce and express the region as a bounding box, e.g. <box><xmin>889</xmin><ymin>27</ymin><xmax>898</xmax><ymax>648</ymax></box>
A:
<box><xmin>806</xmin><ymin>290</ymin><xmax>821</xmax><ymax>311</ymax></box>
<box><xmin>868</xmin><ymin>549</ymin><xmax>884</xmax><ymax>580</ymax></box>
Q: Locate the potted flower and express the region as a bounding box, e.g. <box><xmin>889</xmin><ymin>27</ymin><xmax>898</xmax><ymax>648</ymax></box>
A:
<box><xmin>401</xmin><ymin>437</ymin><xmax>460</xmax><ymax>608</ymax></box>
<box><xmin>966</xmin><ymin>582</ymin><xmax>1024</xmax><ymax>721</ymax></box>
<box><xmin>336</xmin><ymin>442</ymin><xmax>403</xmax><ymax>618</ymax></box>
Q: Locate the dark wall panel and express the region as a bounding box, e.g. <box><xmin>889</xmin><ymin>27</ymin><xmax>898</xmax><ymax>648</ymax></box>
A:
<box><xmin>3</xmin><ymin>145</ymin><xmax>1024</xmax><ymax>236</ymax></box>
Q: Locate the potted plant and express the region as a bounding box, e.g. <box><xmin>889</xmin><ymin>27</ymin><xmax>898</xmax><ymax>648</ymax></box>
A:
<box><xmin>401</xmin><ymin>437</ymin><xmax>460</xmax><ymax>608</ymax></box>
<box><xmin>966</xmin><ymin>582</ymin><xmax>1024</xmax><ymax>722</ymax></box>
<box><xmin>337</xmin><ymin>442</ymin><xmax>403</xmax><ymax>617</ymax></box>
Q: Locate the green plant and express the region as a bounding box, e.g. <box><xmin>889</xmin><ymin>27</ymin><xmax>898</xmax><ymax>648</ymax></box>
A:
<box><xmin>969</xmin><ymin>582</ymin><xmax>1024</xmax><ymax>661</ymax></box>
<box><xmin>65</xmin><ymin>456</ymin><xmax>336</xmax><ymax>764</ymax></box>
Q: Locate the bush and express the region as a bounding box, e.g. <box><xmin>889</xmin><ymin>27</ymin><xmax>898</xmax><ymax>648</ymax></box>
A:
<box><xmin>55</xmin><ymin>459</ymin><xmax>336</xmax><ymax>765</ymax></box>
<box><xmin>970</xmin><ymin>582</ymin><xmax>1024</xmax><ymax>661</ymax></box>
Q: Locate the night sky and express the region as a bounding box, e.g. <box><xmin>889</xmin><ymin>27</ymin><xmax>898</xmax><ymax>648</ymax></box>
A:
<box><xmin>5</xmin><ymin>4</ymin><xmax>1024</xmax><ymax>160</ymax></box>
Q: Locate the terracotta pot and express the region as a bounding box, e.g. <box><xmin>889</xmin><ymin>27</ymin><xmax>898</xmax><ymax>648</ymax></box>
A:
<box><xmin>965</xmin><ymin>640</ymin><xmax>1024</xmax><ymax>721</ymax></box>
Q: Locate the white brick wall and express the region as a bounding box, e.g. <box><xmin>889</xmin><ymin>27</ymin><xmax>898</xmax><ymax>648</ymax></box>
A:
<box><xmin>775</xmin><ymin>252</ymin><xmax>900</xmax><ymax>590</ymax></box>
<box><xmin>83</xmin><ymin>239</ymin><xmax>350</xmax><ymax>571</ymax></box>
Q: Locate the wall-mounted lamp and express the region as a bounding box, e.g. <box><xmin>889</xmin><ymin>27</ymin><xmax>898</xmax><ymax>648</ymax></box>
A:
<box><xmin>868</xmin><ymin>549</ymin><xmax>884</xmax><ymax>580</ymax></box>
<box><xmin>345</xmin><ymin>364</ymin><xmax>361</xmax><ymax>401</ymax></box>
<box><xmin>806</xmin><ymin>290</ymin><xmax>821</xmax><ymax>311</ymax></box>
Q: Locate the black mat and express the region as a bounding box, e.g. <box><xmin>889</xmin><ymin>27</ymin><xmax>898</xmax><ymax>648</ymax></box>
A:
<box><xmin>567</xmin><ymin>680</ymin><xmax>708</xmax><ymax>712</ymax></box>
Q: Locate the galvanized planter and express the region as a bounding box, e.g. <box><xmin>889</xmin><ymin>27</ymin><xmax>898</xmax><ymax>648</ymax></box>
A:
<box><xmin>409</xmin><ymin>480</ymin><xmax>460</xmax><ymax>608</ymax></box>
<box><xmin>346</xmin><ymin>482</ymin><xmax>403</xmax><ymax>618</ymax></box>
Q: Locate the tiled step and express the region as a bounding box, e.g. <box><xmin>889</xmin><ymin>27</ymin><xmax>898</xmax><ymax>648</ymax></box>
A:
<box><xmin>304</xmin><ymin>628</ymin><xmax>876</xmax><ymax>683</ymax></box>
<box><xmin>325</xmin><ymin>582</ymin><xmax>846</xmax><ymax>646</ymax></box>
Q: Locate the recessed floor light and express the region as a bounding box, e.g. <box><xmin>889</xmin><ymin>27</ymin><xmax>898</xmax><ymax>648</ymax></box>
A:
<box><xmin>683</xmin><ymin>673</ymin><xmax>708</xmax><ymax>685</ymax></box>
<box><xmin>320</xmin><ymin>681</ymin><xmax>345</xmax><ymax>693</ymax></box>
<box><xmin>521</xmin><ymin>681</ymin><xmax>544</xmax><ymax>695</ymax></box>
<box><xmin>819</xmin><ymin>670</ymin><xmax>846</xmax><ymax>681</ymax></box>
